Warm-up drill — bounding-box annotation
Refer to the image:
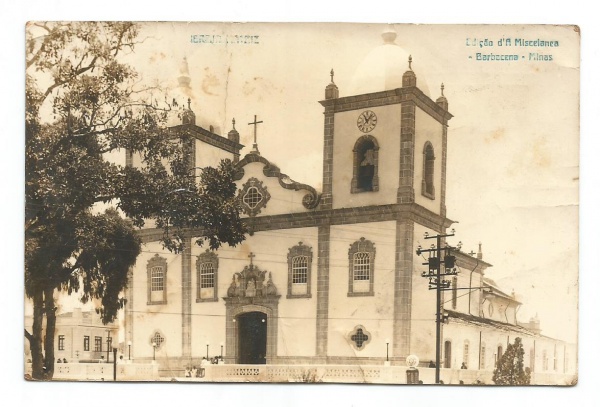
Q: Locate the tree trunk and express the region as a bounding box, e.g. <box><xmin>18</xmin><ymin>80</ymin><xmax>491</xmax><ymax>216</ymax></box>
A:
<box><xmin>43</xmin><ymin>287</ymin><xmax>57</xmax><ymax>380</ymax></box>
<box><xmin>28</xmin><ymin>286</ymin><xmax>45</xmax><ymax>380</ymax></box>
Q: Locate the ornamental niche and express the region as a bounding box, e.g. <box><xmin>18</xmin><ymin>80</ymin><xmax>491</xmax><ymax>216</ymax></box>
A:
<box><xmin>227</xmin><ymin>263</ymin><xmax>278</xmax><ymax>298</ymax></box>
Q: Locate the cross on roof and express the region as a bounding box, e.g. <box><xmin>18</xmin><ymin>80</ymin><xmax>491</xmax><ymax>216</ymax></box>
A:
<box><xmin>248</xmin><ymin>115</ymin><xmax>263</xmax><ymax>155</ymax></box>
<box><xmin>248</xmin><ymin>252</ymin><xmax>255</xmax><ymax>266</ymax></box>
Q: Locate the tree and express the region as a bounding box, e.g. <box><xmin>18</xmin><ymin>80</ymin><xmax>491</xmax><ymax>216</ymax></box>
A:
<box><xmin>492</xmin><ymin>337</ymin><xmax>531</xmax><ymax>385</ymax></box>
<box><xmin>25</xmin><ymin>22</ymin><xmax>245</xmax><ymax>380</ymax></box>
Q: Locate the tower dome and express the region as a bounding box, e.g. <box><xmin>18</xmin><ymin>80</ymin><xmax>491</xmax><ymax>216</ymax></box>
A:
<box><xmin>349</xmin><ymin>28</ymin><xmax>430</xmax><ymax>97</ymax></box>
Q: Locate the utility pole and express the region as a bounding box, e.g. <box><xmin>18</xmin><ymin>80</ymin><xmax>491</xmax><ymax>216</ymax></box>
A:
<box><xmin>416</xmin><ymin>229</ymin><xmax>461</xmax><ymax>384</ymax></box>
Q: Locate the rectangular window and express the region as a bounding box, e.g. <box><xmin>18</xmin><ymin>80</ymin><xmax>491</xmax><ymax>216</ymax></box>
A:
<box><xmin>353</xmin><ymin>252</ymin><xmax>370</xmax><ymax>281</ymax></box>
<box><xmin>151</xmin><ymin>266</ymin><xmax>164</xmax><ymax>291</ymax></box>
<box><xmin>83</xmin><ymin>336</ymin><xmax>90</xmax><ymax>351</ymax></box>
<box><xmin>94</xmin><ymin>336</ymin><xmax>102</xmax><ymax>352</ymax></box>
<box><xmin>200</xmin><ymin>263</ymin><xmax>215</xmax><ymax>288</ymax></box>
<box><xmin>58</xmin><ymin>335</ymin><xmax>65</xmax><ymax>351</ymax></box>
<box><xmin>292</xmin><ymin>256</ymin><xmax>308</xmax><ymax>284</ymax></box>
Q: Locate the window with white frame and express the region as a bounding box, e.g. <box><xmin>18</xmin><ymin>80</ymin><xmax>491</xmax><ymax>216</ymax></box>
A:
<box><xmin>287</xmin><ymin>242</ymin><xmax>312</xmax><ymax>298</ymax></box>
<box><xmin>58</xmin><ymin>335</ymin><xmax>65</xmax><ymax>351</ymax></box>
<box><xmin>147</xmin><ymin>254</ymin><xmax>168</xmax><ymax>305</ymax></box>
<box><xmin>348</xmin><ymin>238</ymin><xmax>375</xmax><ymax>296</ymax></box>
<box><xmin>196</xmin><ymin>250</ymin><xmax>218</xmax><ymax>302</ymax></box>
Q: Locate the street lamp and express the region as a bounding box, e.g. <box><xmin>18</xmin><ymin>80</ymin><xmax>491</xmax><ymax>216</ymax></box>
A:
<box><xmin>220</xmin><ymin>342</ymin><xmax>224</xmax><ymax>358</ymax></box>
<box><xmin>385</xmin><ymin>338</ymin><xmax>390</xmax><ymax>362</ymax></box>
<box><xmin>152</xmin><ymin>342</ymin><xmax>157</xmax><ymax>361</ymax></box>
<box><xmin>128</xmin><ymin>341</ymin><xmax>132</xmax><ymax>361</ymax></box>
<box><xmin>206</xmin><ymin>342</ymin><xmax>209</xmax><ymax>359</ymax></box>
<box><xmin>416</xmin><ymin>229</ymin><xmax>459</xmax><ymax>384</ymax></box>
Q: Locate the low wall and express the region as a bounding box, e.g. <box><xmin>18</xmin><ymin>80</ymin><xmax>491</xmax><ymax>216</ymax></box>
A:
<box><xmin>172</xmin><ymin>365</ymin><xmax>575</xmax><ymax>385</ymax></box>
<box><xmin>27</xmin><ymin>362</ymin><xmax>160</xmax><ymax>381</ymax></box>
<box><xmin>26</xmin><ymin>362</ymin><xmax>576</xmax><ymax>385</ymax></box>
<box><xmin>176</xmin><ymin>365</ymin><xmax>488</xmax><ymax>384</ymax></box>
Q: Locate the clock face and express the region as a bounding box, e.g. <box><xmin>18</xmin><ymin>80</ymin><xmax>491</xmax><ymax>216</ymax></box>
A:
<box><xmin>357</xmin><ymin>110</ymin><xmax>377</xmax><ymax>133</ymax></box>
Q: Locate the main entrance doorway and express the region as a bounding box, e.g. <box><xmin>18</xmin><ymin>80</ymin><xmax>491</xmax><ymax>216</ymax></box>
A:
<box><xmin>238</xmin><ymin>312</ymin><xmax>267</xmax><ymax>364</ymax></box>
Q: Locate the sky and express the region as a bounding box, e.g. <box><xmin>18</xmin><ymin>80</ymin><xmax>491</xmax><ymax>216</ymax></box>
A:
<box><xmin>117</xmin><ymin>23</ymin><xmax>580</xmax><ymax>342</ymax></box>
<box><xmin>6</xmin><ymin>1</ymin><xmax>600</xmax><ymax>406</ymax></box>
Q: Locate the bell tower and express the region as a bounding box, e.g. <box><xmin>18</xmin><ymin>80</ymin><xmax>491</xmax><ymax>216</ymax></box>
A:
<box><xmin>319</xmin><ymin>29</ymin><xmax>452</xmax><ymax>217</ymax></box>
<box><xmin>318</xmin><ymin>27</ymin><xmax>453</xmax><ymax>359</ymax></box>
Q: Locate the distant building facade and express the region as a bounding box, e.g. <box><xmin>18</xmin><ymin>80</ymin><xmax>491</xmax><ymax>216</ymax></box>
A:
<box><xmin>25</xmin><ymin>308</ymin><xmax>118</xmax><ymax>363</ymax></box>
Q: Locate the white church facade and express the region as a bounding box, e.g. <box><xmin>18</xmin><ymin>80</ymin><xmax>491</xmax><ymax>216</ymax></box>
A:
<box><xmin>123</xmin><ymin>30</ymin><xmax>576</xmax><ymax>383</ymax></box>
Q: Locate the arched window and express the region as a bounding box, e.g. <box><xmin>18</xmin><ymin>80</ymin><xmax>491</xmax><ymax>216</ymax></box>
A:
<box><xmin>463</xmin><ymin>340</ymin><xmax>470</xmax><ymax>368</ymax></box>
<box><xmin>287</xmin><ymin>242</ymin><xmax>313</xmax><ymax>298</ymax></box>
<box><xmin>421</xmin><ymin>142</ymin><xmax>435</xmax><ymax>199</ymax></box>
<box><xmin>147</xmin><ymin>254</ymin><xmax>167</xmax><ymax>305</ymax></box>
<box><xmin>348</xmin><ymin>238</ymin><xmax>376</xmax><ymax>296</ymax></box>
<box><xmin>444</xmin><ymin>340</ymin><xmax>452</xmax><ymax>368</ymax></box>
<box><xmin>197</xmin><ymin>250</ymin><xmax>219</xmax><ymax>302</ymax></box>
<box><xmin>351</xmin><ymin>136</ymin><xmax>379</xmax><ymax>193</ymax></box>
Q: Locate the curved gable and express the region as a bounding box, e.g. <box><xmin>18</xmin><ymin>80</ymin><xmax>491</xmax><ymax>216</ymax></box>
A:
<box><xmin>234</xmin><ymin>154</ymin><xmax>321</xmax><ymax>216</ymax></box>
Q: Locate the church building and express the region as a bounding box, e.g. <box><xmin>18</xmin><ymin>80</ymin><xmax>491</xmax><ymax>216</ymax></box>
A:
<box><xmin>123</xmin><ymin>29</ymin><xmax>575</xmax><ymax>383</ymax></box>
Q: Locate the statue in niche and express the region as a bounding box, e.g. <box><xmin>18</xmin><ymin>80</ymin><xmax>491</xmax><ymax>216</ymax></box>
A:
<box><xmin>246</xmin><ymin>279</ymin><xmax>256</xmax><ymax>297</ymax></box>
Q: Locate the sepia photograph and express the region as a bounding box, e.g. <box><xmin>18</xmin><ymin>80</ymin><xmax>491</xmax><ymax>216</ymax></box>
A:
<box><xmin>23</xmin><ymin>19</ymin><xmax>580</xmax><ymax>389</ymax></box>
<box><xmin>24</xmin><ymin>21</ymin><xmax>580</xmax><ymax>386</ymax></box>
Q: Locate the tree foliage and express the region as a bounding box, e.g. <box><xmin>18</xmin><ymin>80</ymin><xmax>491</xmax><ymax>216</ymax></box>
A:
<box><xmin>25</xmin><ymin>22</ymin><xmax>245</xmax><ymax>380</ymax></box>
<box><xmin>492</xmin><ymin>337</ymin><xmax>531</xmax><ymax>385</ymax></box>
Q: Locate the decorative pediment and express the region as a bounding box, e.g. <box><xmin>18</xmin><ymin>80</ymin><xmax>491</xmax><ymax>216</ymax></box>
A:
<box><xmin>227</xmin><ymin>264</ymin><xmax>278</xmax><ymax>298</ymax></box>
<box><xmin>234</xmin><ymin>153</ymin><xmax>320</xmax><ymax>209</ymax></box>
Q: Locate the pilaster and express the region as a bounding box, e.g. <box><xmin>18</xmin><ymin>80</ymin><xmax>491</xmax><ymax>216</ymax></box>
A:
<box><xmin>440</xmin><ymin>123</ymin><xmax>448</xmax><ymax>218</ymax></box>
<box><xmin>393</xmin><ymin>219</ymin><xmax>414</xmax><ymax>357</ymax></box>
<box><xmin>316</xmin><ymin>225</ymin><xmax>331</xmax><ymax>356</ymax></box>
<box><xmin>181</xmin><ymin>237</ymin><xmax>192</xmax><ymax>358</ymax></box>
<box><xmin>397</xmin><ymin>102</ymin><xmax>416</xmax><ymax>203</ymax></box>
<box><xmin>321</xmin><ymin>108</ymin><xmax>335</xmax><ymax>210</ymax></box>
